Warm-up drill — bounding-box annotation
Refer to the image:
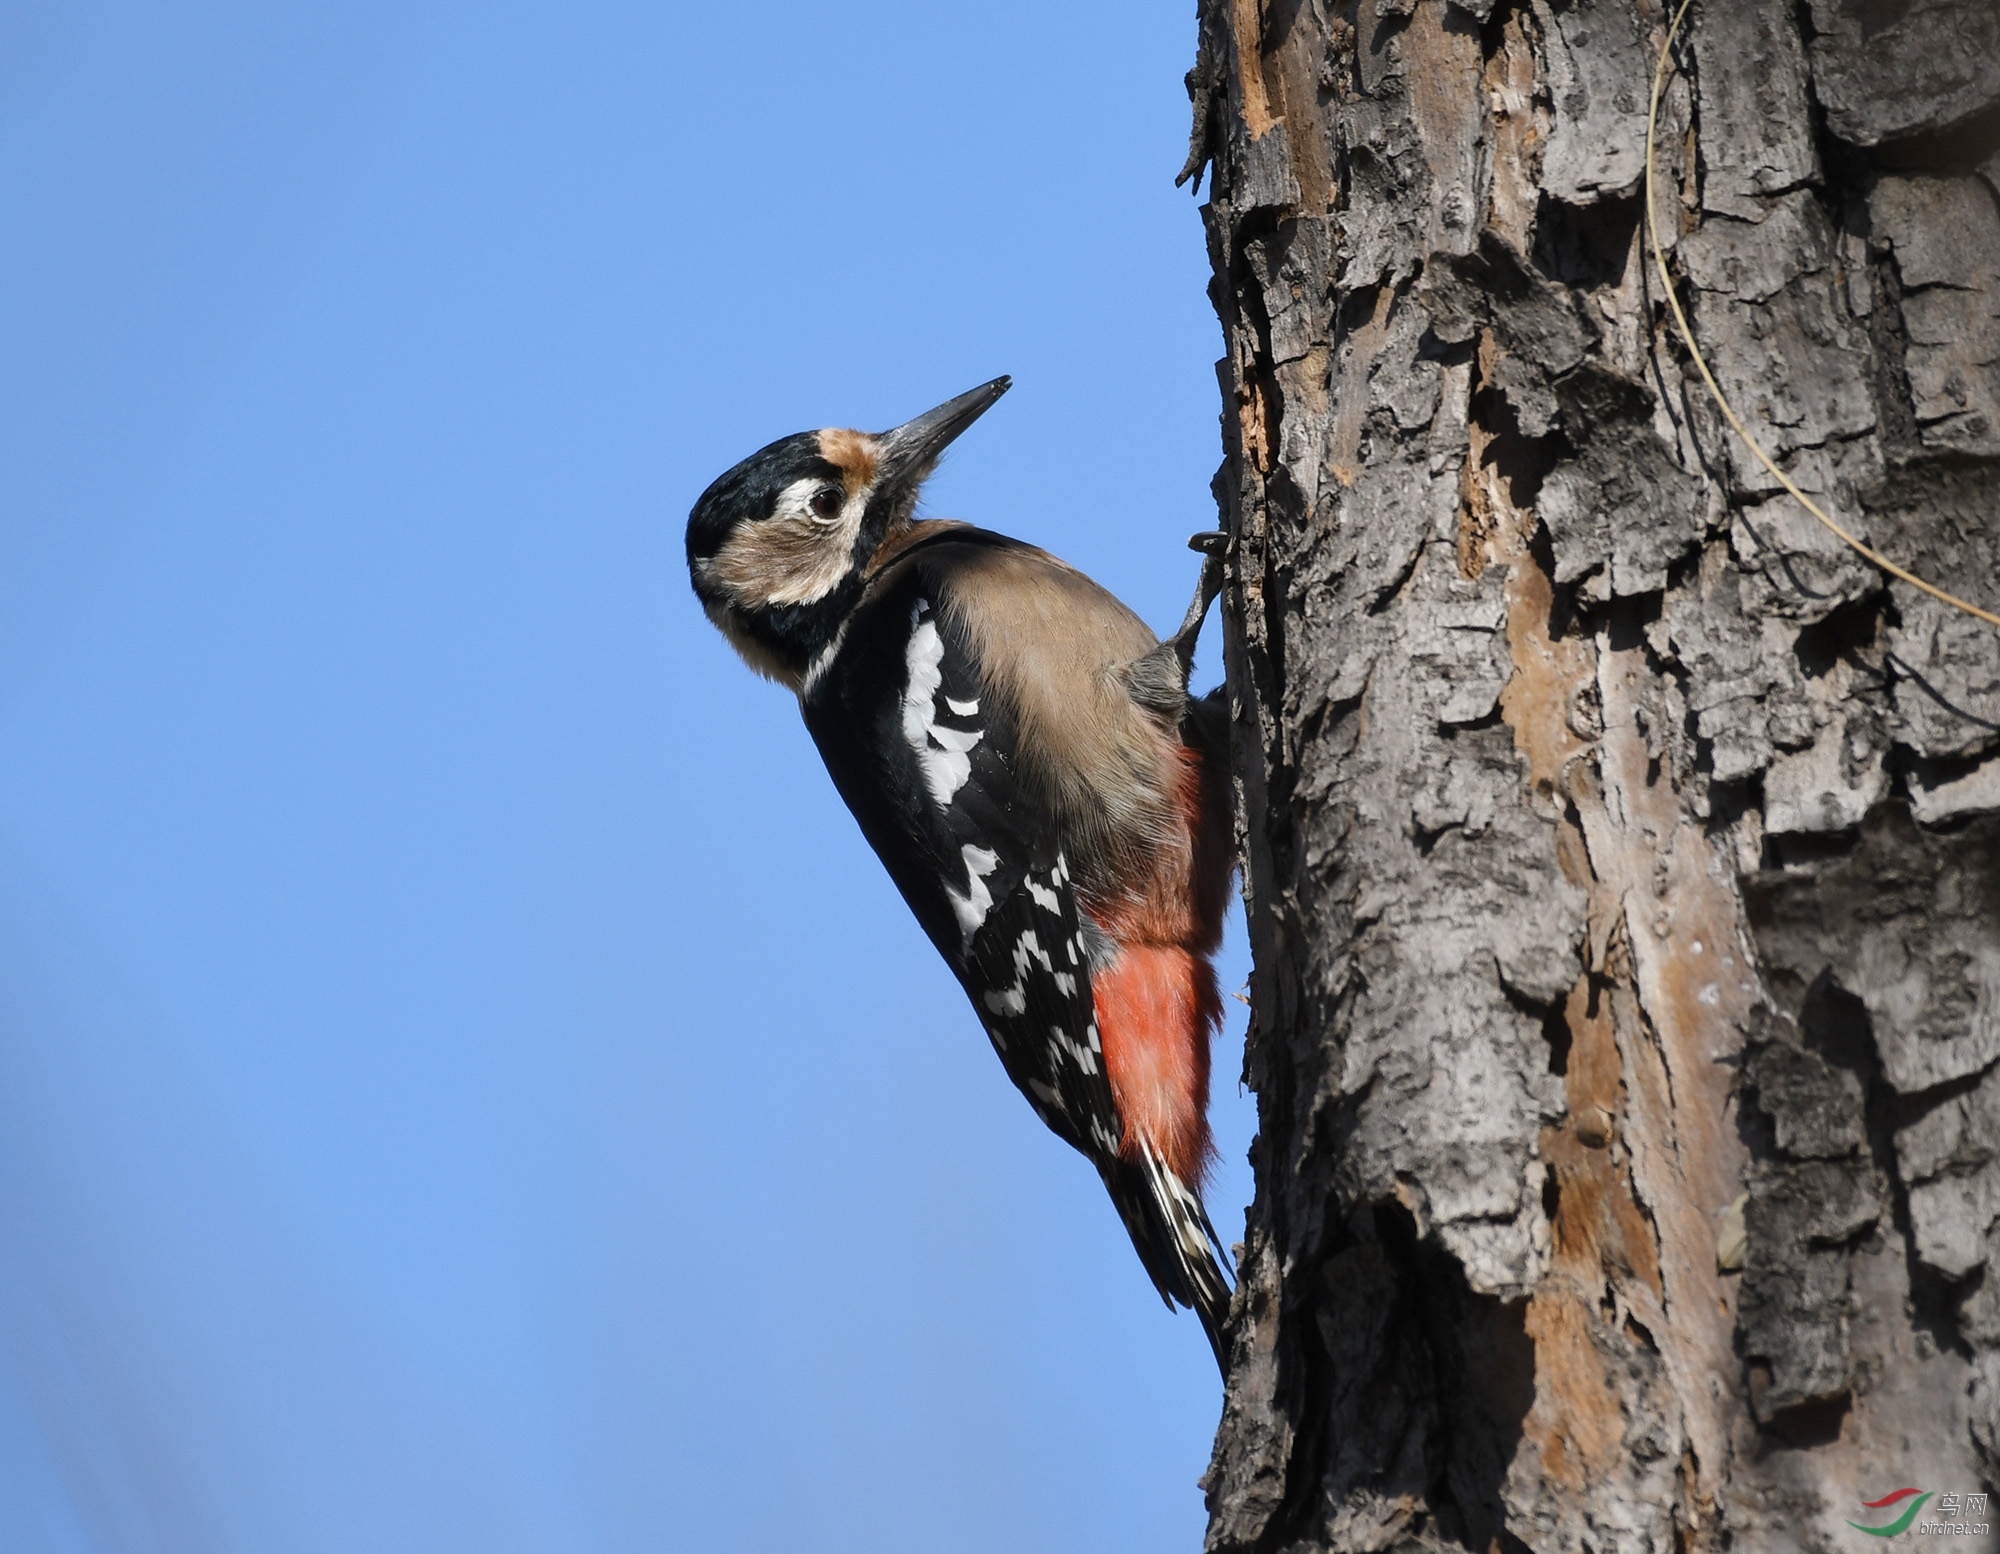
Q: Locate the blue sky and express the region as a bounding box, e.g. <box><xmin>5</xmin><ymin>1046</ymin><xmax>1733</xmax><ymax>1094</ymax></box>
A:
<box><xmin>0</xmin><ymin>4</ymin><xmax>1251</xmax><ymax>1549</ymax></box>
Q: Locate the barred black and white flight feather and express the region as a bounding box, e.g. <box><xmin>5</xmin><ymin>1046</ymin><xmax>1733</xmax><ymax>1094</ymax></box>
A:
<box><xmin>802</xmin><ymin>535</ymin><xmax>1232</xmax><ymax>1361</ymax></box>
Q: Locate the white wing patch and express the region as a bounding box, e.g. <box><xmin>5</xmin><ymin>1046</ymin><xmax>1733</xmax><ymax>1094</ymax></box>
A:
<box><xmin>900</xmin><ymin>600</ymin><xmax>983</xmax><ymax>809</ymax></box>
<box><xmin>946</xmin><ymin>843</ymin><xmax>1000</xmax><ymax>947</ymax></box>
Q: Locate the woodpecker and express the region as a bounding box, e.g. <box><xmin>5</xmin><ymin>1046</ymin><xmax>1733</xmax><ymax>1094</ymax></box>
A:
<box><xmin>686</xmin><ymin>377</ymin><xmax>1235</xmax><ymax>1367</ymax></box>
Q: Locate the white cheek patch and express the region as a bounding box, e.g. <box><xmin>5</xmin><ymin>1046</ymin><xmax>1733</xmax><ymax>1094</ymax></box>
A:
<box><xmin>709</xmin><ymin>480</ymin><xmax>863</xmax><ymax>610</ymax></box>
<box><xmin>900</xmin><ymin>601</ymin><xmax>985</xmax><ymax>809</ymax></box>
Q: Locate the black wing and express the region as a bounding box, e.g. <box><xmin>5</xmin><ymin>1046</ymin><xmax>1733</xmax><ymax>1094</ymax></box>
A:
<box><xmin>802</xmin><ymin>549</ymin><xmax>1233</xmax><ymax>1363</ymax></box>
<box><xmin>803</xmin><ymin>572</ymin><xmax>1120</xmax><ymax>1162</ymax></box>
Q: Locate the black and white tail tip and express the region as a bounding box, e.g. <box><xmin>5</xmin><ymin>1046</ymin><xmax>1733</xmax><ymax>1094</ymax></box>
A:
<box><xmin>1104</xmin><ymin>1142</ymin><xmax>1235</xmax><ymax>1371</ymax></box>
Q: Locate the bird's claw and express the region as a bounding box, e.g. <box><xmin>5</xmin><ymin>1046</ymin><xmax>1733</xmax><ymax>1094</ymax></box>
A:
<box><xmin>1168</xmin><ymin>546</ymin><xmax>1226</xmax><ymax>683</ymax></box>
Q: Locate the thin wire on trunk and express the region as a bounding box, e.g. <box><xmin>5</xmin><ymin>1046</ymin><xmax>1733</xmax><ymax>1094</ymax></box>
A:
<box><xmin>1643</xmin><ymin>0</ymin><xmax>2000</xmax><ymax>632</ymax></box>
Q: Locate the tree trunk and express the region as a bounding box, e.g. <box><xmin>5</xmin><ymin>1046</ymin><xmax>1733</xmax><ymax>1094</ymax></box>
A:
<box><xmin>1185</xmin><ymin>1</ymin><xmax>2000</xmax><ymax>1547</ymax></box>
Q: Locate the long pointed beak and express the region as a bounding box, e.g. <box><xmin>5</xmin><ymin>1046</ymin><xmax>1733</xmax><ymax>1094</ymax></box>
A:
<box><xmin>875</xmin><ymin>376</ymin><xmax>1011</xmax><ymax>491</ymax></box>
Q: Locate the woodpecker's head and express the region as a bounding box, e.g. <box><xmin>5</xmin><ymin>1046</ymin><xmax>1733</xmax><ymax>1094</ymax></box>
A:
<box><xmin>687</xmin><ymin>376</ymin><xmax>1010</xmax><ymax>688</ymax></box>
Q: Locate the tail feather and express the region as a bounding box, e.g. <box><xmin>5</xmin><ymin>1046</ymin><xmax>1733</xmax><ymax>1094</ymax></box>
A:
<box><xmin>1101</xmin><ymin>1139</ymin><xmax>1234</xmax><ymax>1372</ymax></box>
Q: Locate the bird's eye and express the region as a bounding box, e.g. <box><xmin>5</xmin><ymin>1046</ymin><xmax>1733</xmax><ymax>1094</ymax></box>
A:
<box><xmin>810</xmin><ymin>486</ymin><xmax>844</xmax><ymax>519</ymax></box>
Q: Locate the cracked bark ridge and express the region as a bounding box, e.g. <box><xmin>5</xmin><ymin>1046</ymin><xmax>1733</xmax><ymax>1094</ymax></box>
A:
<box><xmin>1186</xmin><ymin>0</ymin><xmax>2000</xmax><ymax>1547</ymax></box>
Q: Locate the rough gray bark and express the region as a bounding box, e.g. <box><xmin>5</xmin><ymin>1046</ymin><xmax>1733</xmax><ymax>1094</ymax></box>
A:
<box><xmin>1184</xmin><ymin>1</ymin><xmax>2000</xmax><ymax>1548</ymax></box>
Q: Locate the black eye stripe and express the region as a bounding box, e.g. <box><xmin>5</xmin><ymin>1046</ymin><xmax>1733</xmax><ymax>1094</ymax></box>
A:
<box><xmin>686</xmin><ymin>439</ymin><xmax>843</xmax><ymax>560</ymax></box>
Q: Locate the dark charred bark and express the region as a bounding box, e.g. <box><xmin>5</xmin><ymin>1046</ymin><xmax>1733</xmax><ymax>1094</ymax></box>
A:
<box><xmin>1187</xmin><ymin>1</ymin><xmax>2000</xmax><ymax>1547</ymax></box>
